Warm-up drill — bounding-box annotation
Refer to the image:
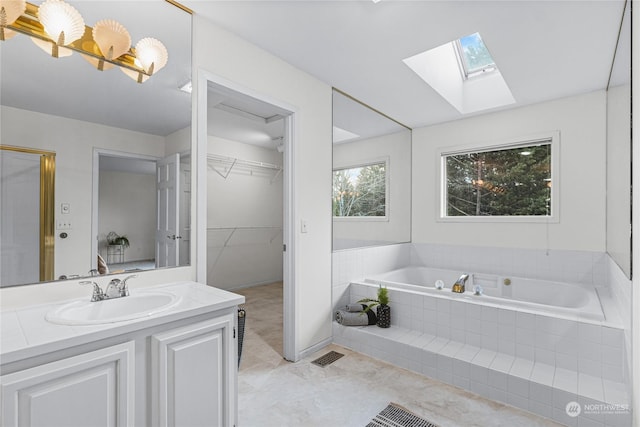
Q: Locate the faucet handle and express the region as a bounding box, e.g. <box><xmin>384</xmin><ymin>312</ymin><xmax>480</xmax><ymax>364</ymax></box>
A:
<box><xmin>119</xmin><ymin>274</ymin><xmax>138</xmax><ymax>296</ymax></box>
<box><xmin>80</xmin><ymin>281</ymin><xmax>104</xmax><ymax>302</ymax></box>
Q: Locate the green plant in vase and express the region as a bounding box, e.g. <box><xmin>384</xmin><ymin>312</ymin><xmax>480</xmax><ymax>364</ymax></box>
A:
<box><xmin>358</xmin><ymin>285</ymin><xmax>391</xmax><ymax>328</ymax></box>
<box><xmin>106</xmin><ymin>231</ymin><xmax>130</xmax><ymax>248</ymax></box>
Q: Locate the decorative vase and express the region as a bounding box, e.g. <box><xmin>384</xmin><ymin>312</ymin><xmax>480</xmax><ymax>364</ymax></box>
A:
<box><xmin>376</xmin><ymin>304</ymin><xmax>390</xmax><ymax>328</ymax></box>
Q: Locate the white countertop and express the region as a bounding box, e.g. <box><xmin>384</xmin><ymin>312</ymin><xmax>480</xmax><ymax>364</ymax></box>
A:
<box><xmin>0</xmin><ymin>282</ymin><xmax>244</xmax><ymax>365</ymax></box>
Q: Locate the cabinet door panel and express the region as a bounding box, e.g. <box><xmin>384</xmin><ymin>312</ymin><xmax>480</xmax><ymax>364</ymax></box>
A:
<box><xmin>1</xmin><ymin>341</ymin><xmax>135</xmax><ymax>427</ymax></box>
<box><xmin>152</xmin><ymin>315</ymin><xmax>234</xmax><ymax>427</ymax></box>
<box><xmin>172</xmin><ymin>330</ymin><xmax>223</xmax><ymax>425</ymax></box>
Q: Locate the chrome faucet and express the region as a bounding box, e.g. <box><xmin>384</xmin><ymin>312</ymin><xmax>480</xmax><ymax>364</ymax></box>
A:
<box><xmin>451</xmin><ymin>274</ymin><xmax>469</xmax><ymax>293</ymax></box>
<box><xmin>104</xmin><ymin>278</ymin><xmax>122</xmax><ymax>299</ymax></box>
<box><xmin>81</xmin><ymin>274</ymin><xmax>137</xmax><ymax>302</ymax></box>
<box><xmin>104</xmin><ymin>274</ymin><xmax>137</xmax><ymax>299</ymax></box>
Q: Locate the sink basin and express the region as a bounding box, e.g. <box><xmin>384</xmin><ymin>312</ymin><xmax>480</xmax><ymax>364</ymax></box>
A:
<box><xmin>46</xmin><ymin>291</ymin><xmax>181</xmax><ymax>325</ymax></box>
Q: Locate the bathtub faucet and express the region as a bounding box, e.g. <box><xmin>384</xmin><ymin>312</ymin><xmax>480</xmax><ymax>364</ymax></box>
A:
<box><xmin>451</xmin><ymin>274</ymin><xmax>469</xmax><ymax>293</ymax></box>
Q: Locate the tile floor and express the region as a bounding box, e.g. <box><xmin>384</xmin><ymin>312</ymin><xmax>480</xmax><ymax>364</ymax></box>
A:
<box><xmin>235</xmin><ymin>282</ymin><xmax>562</xmax><ymax>427</ymax></box>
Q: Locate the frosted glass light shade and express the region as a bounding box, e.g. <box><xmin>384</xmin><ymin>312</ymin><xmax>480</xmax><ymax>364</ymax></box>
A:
<box><xmin>0</xmin><ymin>0</ymin><xmax>26</xmax><ymax>40</ymax></box>
<box><xmin>38</xmin><ymin>0</ymin><xmax>85</xmax><ymax>46</ymax></box>
<box><xmin>93</xmin><ymin>19</ymin><xmax>130</xmax><ymax>60</ymax></box>
<box><xmin>0</xmin><ymin>0</ymin><xmax>27</xmax><ymax>25</ymax></box>
<box><xmin>135</xmin><ymin>37</ymin><xmax>168</xmax><ymax>74</ymax></box>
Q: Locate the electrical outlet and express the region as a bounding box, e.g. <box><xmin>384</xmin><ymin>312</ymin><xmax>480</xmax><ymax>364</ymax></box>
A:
<box><xmin>57</xmin><ymin>220</ymin><xmax>72</xmax><ymax>230</ymax></box>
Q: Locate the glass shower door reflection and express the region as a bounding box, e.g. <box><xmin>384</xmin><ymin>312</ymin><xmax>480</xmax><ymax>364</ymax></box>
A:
<box><xmin>0</xmin><ymin>147</ymin><xmax>55</xmax><ymax>286</ymax></box>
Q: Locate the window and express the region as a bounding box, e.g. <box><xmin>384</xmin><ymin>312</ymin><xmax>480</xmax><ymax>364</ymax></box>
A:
<box><xmin>333</xmin><ymin>162</ymin><xmax>386</xmax><ymax>217</ymax></box>
<box><xmin>441</xmin><ymin>135</ymin><xmax>557</xmax><ymax>220</ymax></box>
<box><xmin>455</xmin><ymin>32</ymin><xmax>496</xmax><ymax>79</ymax></box>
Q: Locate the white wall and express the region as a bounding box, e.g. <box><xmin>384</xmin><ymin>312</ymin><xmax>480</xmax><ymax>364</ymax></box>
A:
<box><xmin>207</xmin><ymin>136</ymin><xmax>283</xmax><ymax>290</ymax></box>
<box><xmin>412</xmin><ymin>91</ymin><xmax>607</xmax><ymax>252</ymax></box>
<box><xmin>333</xmin><ymin>130</ymin><xmax>411</xmax><ymax>249</ymax></box>
<box><xmin>606</xmin><ymin>83</ymin><xmax>632</xmax><ymax>276</ymax></box>
<box><xmin>165</xmin><ymin>126</ymin><xmax>191</xmax><ymax>156</ymax></box>
<box><xmin>0</xmin><ymin>106</ymin><xmax>166</xmax><ymax>279</ymax></box>
<box><xmin>193</xmin><ymin>16</ymin><xmax>332</xmax><ymax>354</ymax></box>
<box><xmin>98</xmin><ymin>170</ymin><xmax>156</xmax><ymax>263</ymax></box>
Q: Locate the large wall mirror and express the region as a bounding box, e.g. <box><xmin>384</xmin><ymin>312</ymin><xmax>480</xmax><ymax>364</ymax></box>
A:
<box><xmin>332</xmin><ymin>89</ymin><xmax>411</xmax><ymax>251</ymax></box>
<box><xmin>0</xmin><ymin>1</ymin><xmax>192</xmax><ymax>287</ymax></box>
<box><xmin>606</xmin><ymin>2</ymin><xmax>631</xmax><ymax>278</ymax></box>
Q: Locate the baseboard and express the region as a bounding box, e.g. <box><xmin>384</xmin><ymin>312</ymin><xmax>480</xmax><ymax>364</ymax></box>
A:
<box><xmin>297</xmin><ymin>337</ymin><xmax>332</xmax><ymax>361</ymax></box>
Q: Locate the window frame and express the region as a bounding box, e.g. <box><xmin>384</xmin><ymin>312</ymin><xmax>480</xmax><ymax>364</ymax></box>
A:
<box><xmin>437</xmin><ymin>132</ymin><xmax>560</xmax><ymax>223</ymax></box>
<box><xmin>454</xmin><ymin>33</ymin><xmax>497</xmax><ymax>80</ymax></box>
<box><xmin>332</xmin><ymin>157</ymin><xmax>390</xmax><ymax>222</ymax></box>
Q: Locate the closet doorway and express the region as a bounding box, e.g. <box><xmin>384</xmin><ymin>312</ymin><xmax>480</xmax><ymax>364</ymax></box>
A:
<box><xmin>204</xmin><ymin>79</ymin><xmax>295</xmax><ymax>361</ymax></box>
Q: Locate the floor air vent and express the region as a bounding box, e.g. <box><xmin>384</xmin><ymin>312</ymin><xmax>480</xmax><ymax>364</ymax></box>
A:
<box><xmin>311</xmin><ymin>350</ymin><xmax>344</xmax><ymax>367</ymax></box>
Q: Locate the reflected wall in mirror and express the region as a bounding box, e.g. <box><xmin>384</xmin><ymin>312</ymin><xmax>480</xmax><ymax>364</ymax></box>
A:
<box><xmin>0</xmin><ymin>1</ymin><xmax>192</xmax><ymax>287</ymax></box>
<box><xmin>332</xmin><ymin>89</ymin><xmax>411</xmax><ymax>251</ymax></box>
<box><xmin>606</xmin><ymin>2</ymin><xmax>631</xmax><ymax>278</ymax></box>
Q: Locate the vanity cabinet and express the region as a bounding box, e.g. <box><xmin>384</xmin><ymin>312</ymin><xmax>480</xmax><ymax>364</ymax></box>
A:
<box><xmin>1</xmin><ymin>294</ymin><xmax>240</xmax><ymax>427</ymax></box>
<box><xmin>0</xmin><ymin>341</ymin><xmax>135</xmax><ymax>426</ymax></box>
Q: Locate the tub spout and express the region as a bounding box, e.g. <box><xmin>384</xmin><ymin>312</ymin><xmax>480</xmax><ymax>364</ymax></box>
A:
<box><xmin>451</xmin><ymin>274</ymin><xmax>469</xmax><ymax>293</ymax></box>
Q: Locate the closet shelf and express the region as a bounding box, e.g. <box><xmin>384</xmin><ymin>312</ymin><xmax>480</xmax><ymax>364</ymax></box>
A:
<box><xmin>207</xmin><ymin>154</ymin><xmax>283</xmax><ymax>183</ymax></box>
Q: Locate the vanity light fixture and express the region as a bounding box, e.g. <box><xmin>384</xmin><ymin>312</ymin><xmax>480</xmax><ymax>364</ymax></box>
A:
<box><xmin>0</xmin><ymin>0</ymin><xmax>168</xmax><ymax>83</ymax></box>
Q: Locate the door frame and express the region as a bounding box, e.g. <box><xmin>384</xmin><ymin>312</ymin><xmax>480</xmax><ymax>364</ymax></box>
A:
<box><xmin>91</xmin><ymin>149</ymin><xmax>160</xmax><ymax>271</ymax></box>
<box><xmin>196</xmin><ymin>70</ymin><xmax>299</xmax><ymax>361</ymax></box>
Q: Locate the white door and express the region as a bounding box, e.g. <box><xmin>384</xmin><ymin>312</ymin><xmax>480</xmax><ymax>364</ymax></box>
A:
<box><xmin>156</xmin><ymin>153</ymin><xmax>180</xmax><ymax>268</ymax></box>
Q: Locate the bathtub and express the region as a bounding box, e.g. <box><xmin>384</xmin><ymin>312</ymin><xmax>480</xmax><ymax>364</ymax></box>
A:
<box><xmin>363</xmin><ymin>266</ymin><xmax>605</xmax><ymax>322</ymax></box>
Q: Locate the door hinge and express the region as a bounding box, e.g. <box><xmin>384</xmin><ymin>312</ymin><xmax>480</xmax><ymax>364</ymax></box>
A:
<box><xmin>283</xmin><ymin>244</ymin><xmax>286</xmax><ymax>252</ymax></box>
<box><xmin>233</xmin><ymin>327</ymin><xmax>236</xmax><ymax>339</ymax></box>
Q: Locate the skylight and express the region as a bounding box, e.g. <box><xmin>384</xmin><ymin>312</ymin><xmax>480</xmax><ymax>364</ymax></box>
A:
<box><xmin>403</xmin><ymin>31</ymin><xmax>515</xmax><ymax>114</ymax></box>
<box><xmin>456</xmin><ymin>32</ymin><xmax>496</xmax><ymax>78</ymax></box>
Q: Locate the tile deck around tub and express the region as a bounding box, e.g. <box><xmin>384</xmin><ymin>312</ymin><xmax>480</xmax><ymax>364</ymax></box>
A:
<box><xmin>333</xmin><ymin>322</ymin><xmax>631</xmax><ymax>427</ymax></box>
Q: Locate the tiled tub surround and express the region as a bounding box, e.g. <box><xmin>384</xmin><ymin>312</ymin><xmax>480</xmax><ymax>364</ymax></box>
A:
<box><xmin>331</xmin><ymin>243</ymin><xmax>611</xmax><ymax>319</ymax></box>
<box><xmin>334</xmin><ymin>281</ymin><xmax>630</xmax><ymax>426</ymax></box>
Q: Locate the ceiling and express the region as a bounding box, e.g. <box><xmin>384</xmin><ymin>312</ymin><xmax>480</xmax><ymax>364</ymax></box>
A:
<box><xmin>185</xmin><ymin>0</ymin><xmax>629</xmax><ymax>129</ymax></box>
<box><xmin>1</xmin><ymin>1</ymin><xmax>629</xmax><ymax>140</ymax></box>
<box><xmin>207</xmin><ymin>83</ymin><xmax>286</xmax><ymax>150</ymax></box>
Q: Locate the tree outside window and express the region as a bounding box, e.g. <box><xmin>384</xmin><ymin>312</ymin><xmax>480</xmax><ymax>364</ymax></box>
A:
<box><xmin>445</xmin><ymin>143</ymin><xmax>551</xmax><ymax>217</ymax></box>
<box><xmin>333</xmin><ymin>163</ymin><xmax>386</xmax><ymax>217</ymax></box>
